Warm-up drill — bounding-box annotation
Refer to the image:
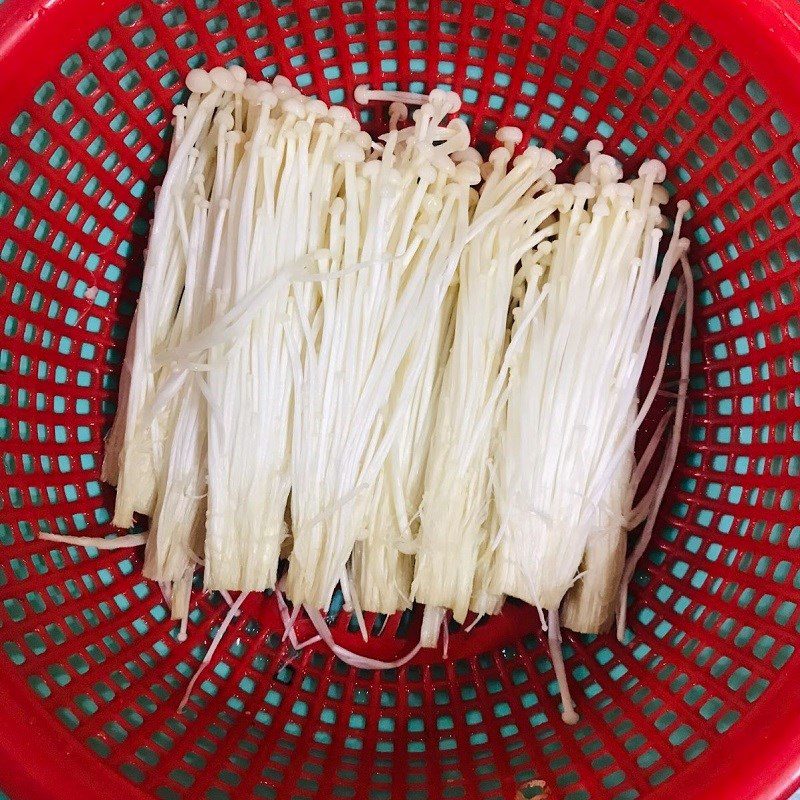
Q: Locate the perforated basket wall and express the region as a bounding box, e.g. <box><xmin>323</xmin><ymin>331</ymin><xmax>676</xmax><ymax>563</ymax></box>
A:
<box><xmin>1</xmin><ymin>0</ymin><xmax>800</xmax><ymax>799</ymax></box>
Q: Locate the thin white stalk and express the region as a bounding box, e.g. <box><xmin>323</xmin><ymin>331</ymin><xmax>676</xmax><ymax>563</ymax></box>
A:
<box><xmin>616</xmin><ymin>251</ymin><xmax>694</xmax><ymax>640</ymax></box>
<box><xmin>548</xmin><ymin>609</ymin><xmax>578</xmax><ymax>724</ymax></box>
<box><xmin>38</xmin><ymin>532</ymin><xmax>147</xmax><ymax>549</ymax></box>
<box><xmin>304</xmin><ymin>605</ymin><xmax>424</xmax><ymax>670</ymax></box>
<box><xmin>178</xmin><ymin>591</ymin><xmax>249</xmax><ymax>713</ymax></box>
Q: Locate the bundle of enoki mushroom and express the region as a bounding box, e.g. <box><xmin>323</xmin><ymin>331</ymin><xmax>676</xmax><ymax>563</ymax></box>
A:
<box><xmin>42</xmin><ymin>68</ymin><xmax>695</xmax><ymax>723</ymax></box>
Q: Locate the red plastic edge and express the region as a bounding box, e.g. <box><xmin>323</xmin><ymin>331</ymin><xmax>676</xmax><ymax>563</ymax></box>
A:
<box><xmin>649</xmin><ymin>662</ymin><xmax>800</xmax><ymax>800</ymax></box>
<box><xmin>2</xmin><ymin>1</ymin><xmax>800</xmax><ymax>799</ymax></box>
<box><xmin>688</xmin><ymin>0</ymin><xmax>800</xmax><ymax>123</ymax></box>
<box><xmin>0</xmin><ymin>0</ymin><xmax>113</xmax><ymax>127</ymax></box>
<box><xmin>0</xmin><ymin>672</ymin><xmax>151</xmax><ymax>800</ymax></box>
<box><xmin>2</xmin><ymin>0</ymin><xmax>800</xmax><ymax>126</ymax></box>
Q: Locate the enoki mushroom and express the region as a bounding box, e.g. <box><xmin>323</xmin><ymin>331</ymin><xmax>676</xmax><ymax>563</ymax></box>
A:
<box><xmin>96</xmin><ymin>69</ymin><xmax>694</xmax><ymax>726</ymax></box>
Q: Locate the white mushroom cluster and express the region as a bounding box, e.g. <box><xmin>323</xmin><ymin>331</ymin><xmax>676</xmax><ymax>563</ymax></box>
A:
<box><xmin>87</xmin><ymin>68</ymin><xmax>694</xmax><ymax>723</ymax></box>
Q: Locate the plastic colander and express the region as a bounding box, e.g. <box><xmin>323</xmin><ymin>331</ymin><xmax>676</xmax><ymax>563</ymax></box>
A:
<box><xmin>1</xmin><ymin>0</ymin><xmax>800</xmax><ymax>798</ymax></box>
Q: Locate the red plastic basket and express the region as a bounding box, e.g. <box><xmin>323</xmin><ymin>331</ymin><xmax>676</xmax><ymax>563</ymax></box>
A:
<box><xmin>2</xmin><ymin>0</ymin><xmax>800</xmax><ymax>798</ymax></box>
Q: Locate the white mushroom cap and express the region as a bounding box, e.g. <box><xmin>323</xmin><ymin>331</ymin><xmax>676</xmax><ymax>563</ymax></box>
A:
<box><xmin>496</xmin><ymin>126</ymin><xmax>523</xmax><ymax>149</ymax></box>
<box><xmin>228</xmin><ymin>64</ymin><xmax>247</xmax><ymax>83</ymax></box>
<box><xmin>446</xmin><ymin>118</ymin><xmax>471</xmax><ymax>151</ymax></box>
<box><xmin>273</xmin><ymin>83</ymin><xmax>298</xmax><ymax>100</ymax></box>
<box><xmin>451</xmin><ymin>147</ymin><xmax>482</xmax><ymax>165</ymax></box>
<box><xmin>429</xmin><ymin>88</ymin><xmax>461</xmax><ymax>115</ymax></box>
<box><xmin>282</xmin><ymin>97</ymin><xmax>307</xmax><ymax>118</ymax></box>
<box><xmin>455</xmin><ymin>161</ymin><xmax>481</xmax><ymax>186</ymax></box>
<box><xmin>488</xmin><ymin>146</ymin><xmax>512</xmax><ymax>166</ymax></box>
<box><xmin>209</xmin><ymin>66</ymin><xmax>240</xmax><ymax>92</ymax></box>
<box><xmin>328</xmin><ymin>105</ymin><xmax>354</xmax><ymax>124</ymax></box>
<box><xmin>354</xmin><ymin>131</ymin><xmax>373</xmax><ymax>150</ymax></box>
<box><xmin>185</xmin><ymin>69</ymin><xmax>213</xmax><ymax>94</ymax></box>
<box><xmin>307</xmin><ymin>99</ymin><xmax>328</xmax><ymax>117</ymax></box>
<box><xmin>573</xmin><ymin>181</ymin><xmax>597</xmax><ymax>201</ymax></box>
<box><xmin>639</xmin><ymin>159</ymin><xmax>667</xmax><ymax>183</ymax></box>
<box><xmin>335</xmin><ymin>141</ymin><xmax>367</xmax><ymax>163</ymax></box>
<box><xmin>586</xmin><ymin>139</ymin><xmax>604</xmax><ymax>161</ymax></box>
<box><xmin>354</xmin><ymin>85</ymin><xmax>371</xmax><ymax>105</ymax></box>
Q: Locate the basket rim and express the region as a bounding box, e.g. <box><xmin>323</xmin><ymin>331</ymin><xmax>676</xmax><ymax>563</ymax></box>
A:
<box><xmin>647</xmin><ymin>659</ymin><xmax>800</xmax><ymax>800</ymax></box>
<box><xmin>1</xmin><ymin>0</ymin><xmax>800</xmax><ymax>798</ymax></box>
<box><xmin>1</xmin><ymin>0</ymin><xmax>800</xmax><ymax>124</ymax></box>
<box><xmin>0</xmin><ymin>672</ymin><xmax>151</xmax><ymax>800</ymax></box>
